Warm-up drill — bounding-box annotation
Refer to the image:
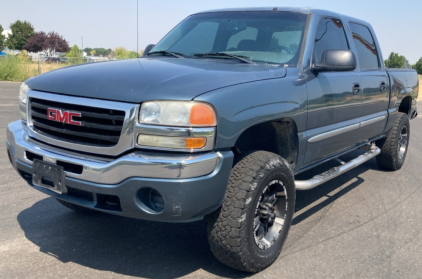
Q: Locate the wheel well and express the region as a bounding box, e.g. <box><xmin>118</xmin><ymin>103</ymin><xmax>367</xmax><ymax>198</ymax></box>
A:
<box><xmin>233</xmin><ymin>119</ymin><xmax>298</xmax><ymax>167</ymax></box>
<box><xmin>399</xmin><ymin>96</ymin><xmax>412</xmax><ymax>116</ymax></box>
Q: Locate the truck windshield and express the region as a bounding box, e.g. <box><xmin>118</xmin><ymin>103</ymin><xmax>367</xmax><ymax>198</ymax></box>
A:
<box><xmin>152</xmin><ymin>11</ymin><xmax>308</xmax><ymax>65</ymax></box>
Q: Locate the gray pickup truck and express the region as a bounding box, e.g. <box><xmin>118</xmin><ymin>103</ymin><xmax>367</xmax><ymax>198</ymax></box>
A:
<box><xmin>6</xmin><ymin>7</ymin><xmax>418</xmax><ymax>273</ymax></box>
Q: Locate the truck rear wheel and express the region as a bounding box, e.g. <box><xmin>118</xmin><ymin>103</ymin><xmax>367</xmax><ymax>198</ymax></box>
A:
<box><xmin>206</xmin><ymin>151</ymin><xmax>295</xmax><ymax>272</ymax></box>
<box><xmin>376</xmin><ymin>112</ymin><xmax>410</xmax><ymax>170</ymax></box>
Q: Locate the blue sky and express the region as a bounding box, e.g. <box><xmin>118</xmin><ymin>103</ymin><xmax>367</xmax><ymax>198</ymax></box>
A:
<box><xmin>1</xmin><ymin>0</ymin><xmax>420</xmax><ymax>63</ymax></box>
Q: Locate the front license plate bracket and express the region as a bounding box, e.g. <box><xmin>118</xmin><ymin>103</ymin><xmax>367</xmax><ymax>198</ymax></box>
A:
<box><xmin>32</xmin><ymin>159</ymin><xmax>65</xmax><ymax>194</ymax></box>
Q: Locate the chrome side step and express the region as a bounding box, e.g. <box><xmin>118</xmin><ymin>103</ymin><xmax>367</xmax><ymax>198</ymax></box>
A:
<box><xmin>295</xmin><ymin>145</ymin><xmax>380</xmax><ymax>191</ymax></box>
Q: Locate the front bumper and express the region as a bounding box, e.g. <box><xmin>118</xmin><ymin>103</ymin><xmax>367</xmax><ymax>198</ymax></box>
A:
<box><xmin>7</xmin><ymin>120</ymin><xmax>234</xmax><ymax>222</ymax></box>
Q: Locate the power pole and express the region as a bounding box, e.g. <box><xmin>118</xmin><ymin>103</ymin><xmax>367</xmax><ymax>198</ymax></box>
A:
<box><xmin>137</xmin><ymin>0</ymin><xmax>139</xmax><ymax>57</ymax></box>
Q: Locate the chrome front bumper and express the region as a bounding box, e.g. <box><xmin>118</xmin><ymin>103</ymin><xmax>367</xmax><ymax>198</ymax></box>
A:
<box><xmin>7</xmin><ymin>120</ymin><xmax>222</xmax><ymax>184</ymax></box>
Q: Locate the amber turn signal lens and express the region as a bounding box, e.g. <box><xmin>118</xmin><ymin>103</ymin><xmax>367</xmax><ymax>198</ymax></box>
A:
<box><xmin>189</xmin><ymin>104</ymin><xmax>216</xmax><ymax>125</ymax></box>
<box><xmin>186</xmin><ymin>137</ymin><xmax>206</xmax><ymax>149</ymax></box>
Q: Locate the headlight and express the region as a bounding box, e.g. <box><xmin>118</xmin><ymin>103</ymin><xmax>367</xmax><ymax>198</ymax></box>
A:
<box><xmin>19</xmin><ymin>82</ymin><xmax>29</xmax><ymax>123</ymax></box>
<box><xmin>140</xmin><ymin>101</ymin><xmax>217</xmax><ymax>126</ymax></box>
<box><xmin>19</xmin><ymin>82</ymin><xmax>29</xmax><ymax>105</ymax></box>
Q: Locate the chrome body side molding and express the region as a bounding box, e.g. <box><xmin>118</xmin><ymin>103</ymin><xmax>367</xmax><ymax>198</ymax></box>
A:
<box><xmin>308</xmin><ymin>114</ymin><xmax>387</xmax><ymax>143</ymax></box>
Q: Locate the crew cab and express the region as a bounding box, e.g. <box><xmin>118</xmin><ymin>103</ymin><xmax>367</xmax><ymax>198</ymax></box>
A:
<box><xmin>6</xmin><ymin>7</ymin><xmax>418</xmax><ymax>272</ymax></box>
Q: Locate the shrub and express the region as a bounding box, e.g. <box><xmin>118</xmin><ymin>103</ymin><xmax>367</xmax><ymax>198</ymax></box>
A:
<box><xmin>0</xmin><ymin>55</ymin><xmax>37</xmax><ymax>81</ymax></box>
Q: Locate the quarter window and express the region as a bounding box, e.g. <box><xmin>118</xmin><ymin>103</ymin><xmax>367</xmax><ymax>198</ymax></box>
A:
<box><xmin>313</xmin><ymin>18</ymin><xmax>349</xmax><ymax>63</ymax></box>
<box><xmin>349</xmin><ymin>23</ymin><xmax>380</xmax><ymax>71</ymax></box>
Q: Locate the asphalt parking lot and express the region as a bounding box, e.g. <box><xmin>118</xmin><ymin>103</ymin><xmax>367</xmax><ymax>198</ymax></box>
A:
<box><xmin>1</xmin><ymin>81</ymin><xmax>422</xmax><ymax>279</ymax></box>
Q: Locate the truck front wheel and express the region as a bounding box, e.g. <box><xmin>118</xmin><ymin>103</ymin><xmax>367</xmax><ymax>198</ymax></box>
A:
<box><xmin>206</xmin><ymin>151</ymin><xmax>295</xmax><ymax>272</ymax></box>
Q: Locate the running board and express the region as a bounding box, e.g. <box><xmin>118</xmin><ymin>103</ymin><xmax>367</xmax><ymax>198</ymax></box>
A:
<box><xmin>295</xmin><ymin>145</ymin><xmax>380</xmax><ymax>190</ymax></box>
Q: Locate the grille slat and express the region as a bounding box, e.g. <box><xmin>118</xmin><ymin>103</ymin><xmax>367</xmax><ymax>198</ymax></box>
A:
<box><xmin>31</xmin><ymin>110</ymin><xmax>123</xmax><ymax>131</ymax></box>
<box><xmin>30</xmin><ymin>98</ymin><xmax>125</xmax><ymax>147</ymax></box>
<box><xmin>31</xmin><ymin>100</ymin><xmax>125</xmax><ymax>121</ymax></box>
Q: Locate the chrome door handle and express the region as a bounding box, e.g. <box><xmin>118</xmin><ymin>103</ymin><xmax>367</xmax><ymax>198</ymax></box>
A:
<box><xmin>380</xmin><ymin>81</ymin><xmax>387</xmax><ymax>92</ymax></box>
<box><xmin>353</xmin><ymin>83</ymin><xmax>361</xmax><ymax>94</ymax></box>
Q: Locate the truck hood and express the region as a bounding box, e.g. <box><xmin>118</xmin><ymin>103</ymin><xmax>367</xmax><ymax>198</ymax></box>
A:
<box><xmin>26</xmin><ymin>58</ymin><xmax>287</xmax><ymax>103</ymax></box>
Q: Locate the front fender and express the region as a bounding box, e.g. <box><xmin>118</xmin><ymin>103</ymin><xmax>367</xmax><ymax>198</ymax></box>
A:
<box><xmin>194</xmin><ymin>72</ymin><xmax>308</xmax><ymax>150</ymax></box>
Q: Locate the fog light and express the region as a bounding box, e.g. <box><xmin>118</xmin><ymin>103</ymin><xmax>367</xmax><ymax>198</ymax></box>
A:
<box><xmin>137</xmin><ymin>134</ymin><xmax>206</xmax><ymax>149</ymax></box>
<box><xmin>136</xmin><ymin>187</ymin><xmax>165</xmax><ymax>214</ymax></box>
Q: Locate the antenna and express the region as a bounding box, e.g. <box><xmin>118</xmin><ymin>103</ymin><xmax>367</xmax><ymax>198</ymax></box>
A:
<box><xmin>137</xmin><ymin>0</ymin><xmax>139</xmax><ymax>57</ymax></box>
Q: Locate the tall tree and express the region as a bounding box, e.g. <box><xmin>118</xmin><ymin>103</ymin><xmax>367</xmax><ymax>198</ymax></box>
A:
<box><xmin>24</xmin><ymin>31</ymin><xmax>70</xmax><ymax>56</ymax></box>
<box><xmin>0</xmin><ymin>25</ymin><xmax>5</xmax><ymax>51</ymax></box>
<box><xmin>384</xmin><ymin>52</ymin><xmax>408</xmax><ymax>68</ymax></box>
<box><xmin>44</xmin><ymin>31</ymin><xmax>70</xmax><ymax>56</ymax></box>
<box><xmin>5</xmin><ymin>20</ymin><xmax>35</xmax><ymax>50</ymax></box>
<box><xmin>24</xmin><ymin>31</ymin><xmax>47</xmax><ymax>53</ymax></box>
<box><xmin>413</xmin><ymin>57</ymin><xmax>422</xmax><ymax>75</ymax></box>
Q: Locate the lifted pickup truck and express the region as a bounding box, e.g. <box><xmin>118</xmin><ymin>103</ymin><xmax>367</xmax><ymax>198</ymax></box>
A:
<box><xmin>7</xmin><ymin>7</ymin><xmax>418</xmax><ymax>273</ymax></box>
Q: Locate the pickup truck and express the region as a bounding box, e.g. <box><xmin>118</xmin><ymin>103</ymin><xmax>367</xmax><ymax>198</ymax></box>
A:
<box><xmin>6</xmin><ymin>7</ymin><xmax>418</xmax><ymax>273</ymax></box>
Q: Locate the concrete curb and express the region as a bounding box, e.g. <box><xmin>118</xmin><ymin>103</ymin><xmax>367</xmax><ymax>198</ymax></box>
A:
<box><xmin>0</xmin><ymin>81</ymin><xmax>22</xmax><ymax>84</ymax></box>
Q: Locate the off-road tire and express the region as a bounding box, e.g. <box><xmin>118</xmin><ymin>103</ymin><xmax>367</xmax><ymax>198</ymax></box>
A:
<box><xmin>56</xmin><ymin>199</ymin><xmax>97</xmax><ymax>214</ymax></box>
<box><xmin>376</xmin><ymin>112</ymin><xmax>410</xmax><ymax>170</ymax></box>
<box><xmin>206</xmin><ymin>151</ymin><xmax>295</xmax><ymax>273</ymax></box>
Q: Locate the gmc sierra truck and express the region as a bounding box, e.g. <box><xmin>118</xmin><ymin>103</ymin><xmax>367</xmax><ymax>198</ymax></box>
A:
<box><xmin>6</xmin><ymin>7</ymin><xmax>418</xmax><ymax>273</ymax></box>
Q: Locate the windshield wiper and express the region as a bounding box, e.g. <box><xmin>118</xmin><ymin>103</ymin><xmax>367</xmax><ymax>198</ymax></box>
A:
<box><xmin>147</xmin><ymin>50</ymin><xmax>184</xmax><ymax>58</ymax></box>
<box><xmin>194</xmin><ymin>52</ymin><xmax>254</xmax><ymax>64</ymax></box>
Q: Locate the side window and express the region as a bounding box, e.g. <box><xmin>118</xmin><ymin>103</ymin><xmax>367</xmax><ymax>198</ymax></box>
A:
<box><xmin>226</xmin><ymin>27</ymin><xmax>258</xmax><ymax>50</ymax></box>
<box><xmin>349</xmin><ymin>23</ymin><xmax>380</xmax><ymax>71</ymax></box>
<box><xmin>314</xmin><ymin>18</ymin><xmax>349</xmax><ymax>63</ymax></box>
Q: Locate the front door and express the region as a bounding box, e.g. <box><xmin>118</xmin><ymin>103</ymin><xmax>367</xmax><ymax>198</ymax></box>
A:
<box><xmin>304</xmin><ymin>17</ymin><xmax>363</xmax><ymax>166</ymax></box>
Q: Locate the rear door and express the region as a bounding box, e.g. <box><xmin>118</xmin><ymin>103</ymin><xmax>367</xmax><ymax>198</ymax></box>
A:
<box><xmin>349</xmin><ymin>22</ymin><xmax>389</xmax><ymax>142</ymax></box>
<box><xmin>304</xmin><ymin>17</ymin><xmax>363</xmax><ymax>166</ymax></box>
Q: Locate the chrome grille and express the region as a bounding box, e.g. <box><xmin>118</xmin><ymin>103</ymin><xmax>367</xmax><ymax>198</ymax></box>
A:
<box><xmin>29</xmin><ymin>98</ymin><xmax>125</xmax><ymax>147</ymax></box>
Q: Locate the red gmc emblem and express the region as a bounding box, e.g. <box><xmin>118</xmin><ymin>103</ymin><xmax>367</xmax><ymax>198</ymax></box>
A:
<box><xmin>47</xmin><ymin>108</ymin><xmax>82</xmax><ymax>126</ymax></box>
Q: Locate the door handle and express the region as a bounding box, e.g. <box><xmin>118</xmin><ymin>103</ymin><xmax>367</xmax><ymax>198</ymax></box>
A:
<box><xmin>380</xmin><ymin>81</ymin><xmax>387</xmax><ymax>92</ymax></box>
<box><xmin>353</xmin><ymin>83</ymin><xmax>361</xmax><ymax>94</ymax></box>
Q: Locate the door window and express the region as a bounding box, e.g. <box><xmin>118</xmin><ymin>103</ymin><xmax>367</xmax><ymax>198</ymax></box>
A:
<box><xmin>349</xmin><ymin>23</ymin><xmax>380</xmax><ymax>71</ymax></box>
<box><xmin>313</xmin><ymin>18</ymin><xmax>349</xmax><ymax>63</ymax></box>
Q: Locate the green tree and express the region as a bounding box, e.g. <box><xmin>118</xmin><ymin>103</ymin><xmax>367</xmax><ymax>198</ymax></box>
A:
<box><xmin>90</xmin><ymin>49</ymin><xmax>96</xmax><ymax>56</ymax></box>
<box><xmin>83</xmin><ymin>47</ymin><xmax>92</xmax><ymax>55</ymax></box>
<box><xmin>413</xmin><ymin>57</ymin><xmax>422</xmax><ymax>75</ymax></box>
<box><xmin>66</xmin><ymin>45</ymin><xmax>82</xmax><ymax>58</ymax></box>
<box><xmin>384</xmin><ymin>52</ymin><xmax>408</xmax><ymax>68</ymax></box>
<box><xmin>5</xmin><ymin>20</ymin><xmax>35</xmax><ymax>50</ymax></box>
<box><xmin>0</xmin><ymin>25</ymin><xmax>5</xmax><ymax>51</ymax></box>
<box><xmin>127</xmin><ymin>50</ymin><xmax>138</xmax><ymax>58</ymax></box>
<box><xmin>114</xmin><ymin>47</ymin><xmax>128</xmax><ymax>59</ymax></box>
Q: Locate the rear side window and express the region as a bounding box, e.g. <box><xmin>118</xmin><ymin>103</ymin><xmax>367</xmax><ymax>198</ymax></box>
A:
<box><xmin>313</xmin><ymin>18</ymin><xmax>349</xmax><ymax>63</ymax></box>
<box><xmin>349</xmin><ymin>23</ymin><xmax>380</xmax><ymax>71</ymax></box>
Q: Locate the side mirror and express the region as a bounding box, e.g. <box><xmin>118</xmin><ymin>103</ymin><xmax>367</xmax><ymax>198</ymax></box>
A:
<box><xmin>312</xmin><ymin>50</ymin><xmax>357</xmax><ymax>73</ymax></box>
<box><xmin>143</xmin><ymin>44</ymin><xmax>156</xmax><ymax>56</ymax></box>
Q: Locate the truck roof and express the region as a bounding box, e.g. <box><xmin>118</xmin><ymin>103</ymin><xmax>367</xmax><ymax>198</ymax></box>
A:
<box><xmin>194</xmin><ymin>7</ymin><xmax>371</xmax><ymax>28</ymax></box>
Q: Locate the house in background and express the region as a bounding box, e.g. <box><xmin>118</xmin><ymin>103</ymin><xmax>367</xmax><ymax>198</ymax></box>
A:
<box><xmin>1</xmin><ymin>29</ymin><xmax>12</xmax><ymax>38</ymax></box>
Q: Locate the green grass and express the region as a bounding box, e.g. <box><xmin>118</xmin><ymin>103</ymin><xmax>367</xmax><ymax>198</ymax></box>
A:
<box><xmin>0</xmin><ymin>55</ymin><xmax>40</xmax><ymax>82</ymax></box>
